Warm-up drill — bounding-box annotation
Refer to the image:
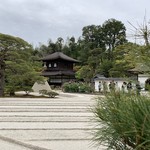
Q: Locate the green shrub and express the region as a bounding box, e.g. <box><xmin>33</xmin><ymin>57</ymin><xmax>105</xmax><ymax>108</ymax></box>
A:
<box><xmin>39</xmin><ymin>90</ymin><xmax>59</xmax><ymax>98</ymax></box>
<box><xmin>145</xmin><ymin>84</ymin><xmax>150</xmax><ymax>91</ymax></box>
<box><xmin>69</xmin><ymin>82</ymin><xmax>79</xmax><ymax>92</ymax></box>
<box><xmin>62</xmin><ymin>82</ymin><xmax>93</xmax><ymax>93</ymax></box>
<box><xmin>47</xmin><ymin>91</ymin><xmax>59</xmax><ymax>98</ymax></box>
<box><xmin>93</xmin><ymin>92</ymin><xmax>150</xmax><ymax>150</ymax></box>
<box><xmin>62</xmin><ymin>83</ymin><xmax>71</xmax><ymax>92</ymax></box>
<box><xmin>39</xmin><ymin>89</ymin><xmax>47</xmax><ymax>95</ymax></box>
<box><xmin>79</xmin><ymin>83</ymin><xmax>93</xmax><ymax>93</ymax></box>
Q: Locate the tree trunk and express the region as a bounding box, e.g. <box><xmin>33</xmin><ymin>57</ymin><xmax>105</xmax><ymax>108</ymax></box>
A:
<box><xmin>9</xmin><ymin>90</ymin><xmax>15</xmax><ymax>96</ymax></box>
<box><xmin>0</xmin><ymin>64</ymin><xmax>5</xmax><ymax>97</ymax></box>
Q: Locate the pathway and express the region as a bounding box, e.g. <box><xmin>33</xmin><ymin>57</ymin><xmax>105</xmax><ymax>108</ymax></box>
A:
<box><xmin>0</xmin><ymin>92</ymin><xmax>105</xmax><ymax>150</ymax></box>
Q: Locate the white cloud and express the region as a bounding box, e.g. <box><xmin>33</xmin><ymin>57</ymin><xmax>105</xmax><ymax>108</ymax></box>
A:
<box><xmin>0</xmin><ymin>0</ymin><xmax>149</xmax><ymax>46</ymax></box>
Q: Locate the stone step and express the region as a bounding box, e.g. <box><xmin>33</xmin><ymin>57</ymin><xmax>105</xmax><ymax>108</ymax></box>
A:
<box><xmin>0</xmin><ymin>139</ymin><xmax>32</xmax><ymax>150</ymax></box>
<box><xmin>0</xmin><ymin>106</ymin><xmax>88</xmax><ymax>108</ymax></box>
<box><xmin>0</xmin><ymin>108</ymin><xmax>90</xmax><ymax>112</ymax></box>
<box><xmin>0</xmin><ymin>112</ymin><xmax>93</xmax><ymax>116</ymax></box>
<box><xmin>0</xmin><ymin>135</ymin><xmax>50</xmax><ymax>150</ymax></box>
<box><xmin>0</xmin><ymin>103</ymin><xmax>94</xmax><ymax>107</ymax></box>
<box><xmin>27</xmin><ymin>140</ymin><xmax>106</xmax><ymax>150</ymax></box>
<box><xmin>0</xmin><ymin>116</ymin><xmax>92</xmax><ymax>122</ymax></box>
<box><xmin>0</xmin><ymin>130</ymin><xmax>93</xmax><ymax>141</ymax></box>
<box><xmin>0</xmin><ymin>122</ymin><xmax>97</xmax><ymax>130</ymax></box>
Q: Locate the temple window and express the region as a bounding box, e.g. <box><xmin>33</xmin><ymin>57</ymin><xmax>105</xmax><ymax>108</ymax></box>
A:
<box><xmin>54</xmin><ymin>63</ymin><xmax>57</xmax><ymax>67</ymax></box>
<box><xmin>48</xmin><ymin>63</ymin><xmax>52</xmax><ymax>67</ymax></box>
<box><xmin>43</xmin><ymin>62</ymin><xmax>47</xmax><ymax>68</ymax></box>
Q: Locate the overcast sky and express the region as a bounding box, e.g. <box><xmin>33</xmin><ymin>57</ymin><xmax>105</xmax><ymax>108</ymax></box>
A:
<box><xmin>0</xmin><ymin>0</ymin><xmax>149</xmax><ymax>46</ymax></box>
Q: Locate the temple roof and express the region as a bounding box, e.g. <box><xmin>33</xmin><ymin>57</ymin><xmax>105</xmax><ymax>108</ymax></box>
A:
<box><xmin>41</xmin><ymin>70</ymin><xmax>75</xmax><ymax>76</ymax></box>
<box><xmin>41</xmin><ymin>52</ymin><xmax>79</xmax><ymax>63</ymax></box>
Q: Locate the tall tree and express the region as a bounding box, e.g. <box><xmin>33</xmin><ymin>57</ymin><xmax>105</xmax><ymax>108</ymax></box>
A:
<box><xmin>128</xmin><ymin>16</ymin><xmax>150</xmax><ymax>46</ymax></box>
<box><xmin>5</xmin><ymin>59</ymin><xmax>42</xmax><ymax>96</ymax></box>
<box><xmin>0</xmin><ymin>33</ymin><xmax>42</xmax><ymax>96</ymax></box>
<box><xmin>82</xmin><ymin>25</ymin><xmax>98</xmax><ymax>49</ymax></box>
<box><xmin>67</xmin><ymin>37</ymin><xmax>79</xmax><ymax>59</ymax></box>
<box><xmin>0</xmin><ymin>33</ymin><xmax>32</xmax><ymax>96</ymax></box>
<box><xmin>56</xmin><ymin>37</ymin><xmax>64</xmax><ymax>51</ymax></box>
<box><xmin>102</xmin><ymin>18</ymin><xmax>127</xmax><ymax>60</ymax></box>
<box><xmin>79</xmin><ymin>25</ymin><xmax>103</xmax><ymax>64</ymax></box>
<box><xmin>109</xmin><ymin>43</ymin><xmax>141</xmax><ymax>77</ymax></box>
<box><xmin>127</xmin><ymin>17</ymin><xmax>150</xmax><ymax>70</ymax></box>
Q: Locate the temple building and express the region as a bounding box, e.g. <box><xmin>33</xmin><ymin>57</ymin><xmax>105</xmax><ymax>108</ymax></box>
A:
<box><xmin>41</xmin><ymin>52</ymin><xmax>79</xmax><ymax>86</ymax></box>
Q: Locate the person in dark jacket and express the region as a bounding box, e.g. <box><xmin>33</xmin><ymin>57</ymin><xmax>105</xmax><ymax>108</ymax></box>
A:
<box><xmin>136</xmin><ymin>81</ymin><xmax>142</xmax><ymax>95</ymax></box>
<box><xmin>127</xmin><ymin>81</ymin><xmax>132</xmax><ymax>93</ymax></box>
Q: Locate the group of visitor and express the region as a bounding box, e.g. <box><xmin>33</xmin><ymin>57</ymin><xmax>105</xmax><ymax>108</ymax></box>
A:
<box><xmin>98</xmin><ymin>80</ymin><xmax>142</xmax><ymax>95</ymax></box>
<box><xmin>121</xmin><ymin>81</ymin><xmax>132</xmax><ymax>92</ymax></box>
<box><xmin>121</xmin><ymin>81</ymin><xmax>142</xmax><ymax>95</ymax></box>
<box><xmin>98</xmin><ymin>80</ymin><xmax>117</xmax><ymax>92</ymax></box>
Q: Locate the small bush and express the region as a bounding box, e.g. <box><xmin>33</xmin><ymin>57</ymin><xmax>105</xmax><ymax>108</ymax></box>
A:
<box><xmin>39</xmin><ymin>90</ymin><xmax>59</xmax><ymax>98</ymax></box>
<box><xmin>47</xmin><ymin>91</ymin><xmax>59</xmax><ymax>98</ymax></box>
<box><xmin>93</xmin><ymin>92</ymin><xmax>150</xmax><ymax>150</ymax></box>
<box><xmin>79</xmin><ymin>83</ymin><xmax>93</xmax><ymax>93</ymax></box>
<box><xmin>68</xmin><ymin>82</ymin><xmax>79</xmax><ymax>92</ymax></box>
<box><xmin>39</xmin><ymin>89</ymin><xmax>47</xmax><ymax>95</ymax></box>
<box><xmin>62</xmin><ymin>83</ymin><xmax>70</xmax><ymax>92</ymax></box>
<box><xmin>62</xmin><ymin>82</ymin><xmax>93</xmax><ymax>93</ymax></box>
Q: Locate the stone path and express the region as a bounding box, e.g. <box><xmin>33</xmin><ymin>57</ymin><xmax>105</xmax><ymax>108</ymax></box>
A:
<box><xmin>0</xmin><ymin>92</ymin><xmax>105</xmax><ymax>150</ymax></box>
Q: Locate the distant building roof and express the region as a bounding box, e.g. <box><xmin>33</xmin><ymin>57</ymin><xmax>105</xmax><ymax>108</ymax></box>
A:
<box><xmin>93</xmin><ymin>74</ymin><xmax>106</xmax><ymax>79</ymax></box>
<box><xmin>128</xmin><ymin>64</ymin><xmax>150</xmax><ymax>74</ymax></box>
<box><xmin>94</xmin><ymin>77</ymin><xmax>128</xmax><ymax>81</ymax></box>
<box><xmin>93</xmin><ymin>74</ymin><xmax>128</xmax><ymax>81</ymax></box>
<box><xmin>41</xmin><ymin>52</ymin><xmax>79</xmax><ymax>63</ymax></box>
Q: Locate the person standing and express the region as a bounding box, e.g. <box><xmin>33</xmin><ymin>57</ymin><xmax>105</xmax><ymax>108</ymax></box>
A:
<box><xmin>98</xmin><ymin>81</ymin><xmax>102</xmax><ymax>92</ymax></box>
<box><xmin>136</xmin><ymin>81</ymin><xmax>141</xmax><ymax>95</ymax></box>
<box><xmin>109</xmin><ymin>80</ymin><xmax>116</xmax><ymax>92</ymax></box>
<box><xmin>102</xmin><ymin>81</ymin><xmax>107</xmax><ymax>93</ymax></box>
<box><xmin>122</xmin><ymin>82</ymin><xmax>127</xmax><ymax>93</ymax></box>
<box><xmin>127</xmin><ymin>81</ymin><xmax>132</xmax><ymax>93</ymax></box>
<box><xmin>111</xmin><ymin>80</ymin><xmax>116</xmax><ymax>92</ymax></box>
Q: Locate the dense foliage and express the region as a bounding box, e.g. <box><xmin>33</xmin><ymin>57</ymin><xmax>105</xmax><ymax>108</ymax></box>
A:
<box><xmin>94</xmin><ymin>92</ymin><xmax>150</xmax><ymax>150</ymax></box>
<box><xmin>36</xmin><ymin>18</ymin><xmax>128</xmax><ymax>81</ymax></box>
<box><xmin>62</xmin><ymin>82</ymin><xmax>94</xmax><ymax>93</ymax></box>
<box><xmin>36</xmin><ymin>18</ymin><xmax>150</xmax><ymax>81</ymax></box>
<box><xmin>0</xmin><ymin>33</ymin><xmax>43</xmax><ymax>96</ymax></box>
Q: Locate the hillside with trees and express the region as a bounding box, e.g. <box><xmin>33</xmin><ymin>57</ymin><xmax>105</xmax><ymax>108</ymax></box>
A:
<box><xmin>0</xmin><ymin>18</ymin><xmax>149</xmax><ymax>96</ymax></box>
<box><xmin>36</xmin><ymin>18</ymin><xmax>149</xmax><ymax>81</ymax></box>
